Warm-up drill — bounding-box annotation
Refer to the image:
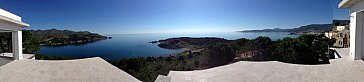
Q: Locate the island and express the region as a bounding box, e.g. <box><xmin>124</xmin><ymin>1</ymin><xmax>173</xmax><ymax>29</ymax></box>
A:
<box><xmin>29</xmin><ymin>29</ymin><xmax>108</xmax><ymax>46</ymax></box>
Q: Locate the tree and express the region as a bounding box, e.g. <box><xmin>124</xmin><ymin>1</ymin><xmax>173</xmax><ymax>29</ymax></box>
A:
<box><xmin>0</xmin><ymin>32</ymin><xmax>11</xmax><ymax>53</ymax></box>
<box><xmin>272</xmin><ymin>35</ymin><xmax>332</xmax><ymax>64</ymax></box>
<box><xmin>22</xmin><ymin>30</ymin><xmax>41</xmax><ymax>53</ymax></box>
<box><xmin>200</xmin><ymin>43</ymin><xmax>235</xmax><ymax>68</ymax></box>
<box><xmin>0</xmin><ymin>30</ymin><xmax>40</xmax><ymax>54</ymax></box>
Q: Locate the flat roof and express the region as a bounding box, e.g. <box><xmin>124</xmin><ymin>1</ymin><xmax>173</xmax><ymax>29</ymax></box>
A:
<box><xmin>339</xmin><ymin>0</ymin><xmax>360</xmax><ymax>8</ymax></box>
<box><xmin>0</xmin><ymin>15</ymin><xmax>30</xmax><ymax>27</ymax></box>
<box><xmin>0</xmin><ymin>8</ymin><xmax>29</xmax><ymax>27</ymax></box>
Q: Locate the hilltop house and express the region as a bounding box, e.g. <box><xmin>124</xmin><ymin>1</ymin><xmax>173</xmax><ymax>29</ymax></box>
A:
<box><xmin>325</xmin><ymin>20</ymin><xmax>350</xmax><ymax>48</ymax></box>
<box><xmin>333</xmin><ymin>25</ymin><xmax>350</xmax><ymax>48</ymax></box>
<box><xmin>339</xmin><ymin>0</ymin><xmax>364</xmax><ymax>60</ymax></box>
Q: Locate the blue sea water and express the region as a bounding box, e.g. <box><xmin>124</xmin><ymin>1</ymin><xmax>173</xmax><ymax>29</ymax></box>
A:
<box><xmin>39</xmin><ymin>32</ymin><xmax>299</xmax><ymax>60</ymax></box>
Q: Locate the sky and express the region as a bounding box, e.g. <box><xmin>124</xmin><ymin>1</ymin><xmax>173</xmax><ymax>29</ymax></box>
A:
<box><xmin>0</xmin><ymin>0</ymin><xmax>349</xmax><ymax>34</ymax></box>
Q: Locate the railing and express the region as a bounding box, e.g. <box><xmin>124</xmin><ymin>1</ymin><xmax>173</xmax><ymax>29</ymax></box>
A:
<box><xmin>0</xmin><ymin>53</ymin><xmax>35</xmax><ymax>60</ymax></box>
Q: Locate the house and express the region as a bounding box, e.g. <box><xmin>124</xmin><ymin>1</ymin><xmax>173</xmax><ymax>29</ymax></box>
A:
<box><xmin>325</xmin><ymin>20</ymin><xmax>350</xmax><ymax>48</ymax></box>
<box><xmin>339</xmin><ymin>0</ymin><xmax>364</xmax><ymax>60</ymax></box>
<box><xmin>0</xmin><ymin>8</ymin><xmax>29</xmax><ymax>60</ymax></box>
<box><xmin>324</xmin><ymin>32</ymin><xmax>333</xmax><ymax>39</ymax></box>
<box><xmin>333</xmin><ymin>22</ymin><xmax>350</xmax><ymax>48</ymax></box>
<box><xmin>333</xmin><ymin>26</ymin><xmax>350</xmax><ymax>48</ymax></box>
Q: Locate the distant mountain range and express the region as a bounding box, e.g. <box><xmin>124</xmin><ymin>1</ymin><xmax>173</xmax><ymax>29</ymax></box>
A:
<box><xmin>239</xmin><ymin>24</ymin><xmax>333</xmax><ymax>33</ymax></box>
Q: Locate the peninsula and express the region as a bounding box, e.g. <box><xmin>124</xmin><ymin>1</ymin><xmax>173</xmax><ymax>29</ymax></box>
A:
<box><xmin>150</xmin><ymin>37</ymin><xmax>229</xmax><ymax>49</ymax></box>
<box><xmin>29</xmin><ymin>29</ymin><xmax>108</xmax><ymax>46</ymax></box>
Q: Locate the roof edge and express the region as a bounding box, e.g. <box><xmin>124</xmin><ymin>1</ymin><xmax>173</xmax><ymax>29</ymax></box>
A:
<box><xmin>339</xmin><ymin>0</ymin><xmax>360</xmax><ymax>8</ymax></box>
<box><xmin>0</xmin><ymin>15</ymin><xmax>29</xmax><ymax>27</ymax></box>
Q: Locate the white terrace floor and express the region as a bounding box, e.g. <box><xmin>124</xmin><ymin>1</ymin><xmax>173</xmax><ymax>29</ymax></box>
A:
<box><xmin>0</xmin><ymin>53</ymin><xmax>35</xmax><ymax>66</ymax></box>
<box><xmin>0</xmin><ymin>48</ymin><xmax>362</xmax><ymax>82</ymax></box>
<box><xmin>0</xmin><ymin>57</ymin><xmax>140</xmax><ymax>82</ymax></box>
<box><xmin>166</xmin><ymin>48</ymin><xmax>364</xmax><ymax>82</ymax></box>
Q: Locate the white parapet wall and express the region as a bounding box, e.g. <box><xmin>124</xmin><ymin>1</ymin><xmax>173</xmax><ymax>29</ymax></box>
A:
<box><xmin>350</xmin><ymin>0</ymin><xmax>364</xmax><ymax>60</ymax></box>
<box><xmin>340</xmin><ymin>0</ymin><xmax>364</xmax><ymax>60</ymax></box>
<box><xmin>0</xmin><ymin>9</ymin><xmax>21</xmax><ymax>21</ymax></box>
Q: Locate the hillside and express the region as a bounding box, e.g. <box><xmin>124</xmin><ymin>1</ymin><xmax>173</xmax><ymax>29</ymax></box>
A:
<box><xmin>291</xmin><ymin>24</ymin><xmax>332</xmax><ymax>32</ymax></box>
<box><xmin>29</xmin><ymin>29</ymin><xmax>108</xmax><ymax>46</ymax></box>
<box><xmin>239</xmin><ymin>24</ymin><xmax>333</xmax><ymax>33</ymax></box>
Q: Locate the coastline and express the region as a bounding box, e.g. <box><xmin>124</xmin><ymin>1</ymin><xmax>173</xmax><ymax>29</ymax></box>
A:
<box><xmin>39</xmin><ymin>32</ymin><xmax>299</xmax><ymax>60</ymax></box>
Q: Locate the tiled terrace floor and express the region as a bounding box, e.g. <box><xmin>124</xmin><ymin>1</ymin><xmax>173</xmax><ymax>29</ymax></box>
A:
<box><xmin>0</xmin><ymin>53</ymin><xmax>35</xmax><ymax>66</ymax></box>
<box><xmin>0</xmin><ymin>57</ymin><xmax>140</xmax><ymax>82</ymax></box>
<box><xmin>167</xmin><ymin>48</ymin><xmax>364</xmax><ymax>82</ymax></box>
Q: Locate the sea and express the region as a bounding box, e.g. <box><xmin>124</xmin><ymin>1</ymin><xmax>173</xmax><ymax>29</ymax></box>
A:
<box><xmin>39</xmin><ymin>32</ymin><xmax>299</xmax><ymax>60</ymax></box>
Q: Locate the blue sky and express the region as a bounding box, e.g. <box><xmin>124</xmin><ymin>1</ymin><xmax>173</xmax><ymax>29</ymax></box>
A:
<box><xmin>0</xmin><ymin>0</ymin><xmax>349</xmax><ymax>34</ymax></box>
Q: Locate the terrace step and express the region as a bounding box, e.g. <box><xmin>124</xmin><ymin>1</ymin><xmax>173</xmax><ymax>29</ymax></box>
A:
<box><xmin>155</xmin><ymin>75</ymin><xmax>171</xmax><ymax>82</ymax></box>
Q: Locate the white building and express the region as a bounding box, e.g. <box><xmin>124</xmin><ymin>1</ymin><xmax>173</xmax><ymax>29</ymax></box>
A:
<box><xmin>324</xmin><ymin>32</ymin><xmax>333</xmax><ymax>39</ymax></box>
<box><xmin>339</xmin><ymin>0</ymin><xmax>364</xmax><ymax>60</ymax></box>
<box><xmin>0</xmin><ymin>8</ymin><xmax>29</xmax><ymax>60</ymax></box>
<box><xmin>336</xmin><ymin>26</ymin><xmax>347</xmax><ymax>31</ymax></box>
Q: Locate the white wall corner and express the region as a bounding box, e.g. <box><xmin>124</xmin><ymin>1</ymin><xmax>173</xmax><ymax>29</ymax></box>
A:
<box><xmin>12</xmin><ymin>31</ymin><xmax>23</xmax><ymax>60</ymax></box>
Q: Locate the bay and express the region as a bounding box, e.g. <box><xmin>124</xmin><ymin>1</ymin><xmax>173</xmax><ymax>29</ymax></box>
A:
<box><xmin>39</xmin><ymin>32</ymin><xmax>299</xmax><ymax>60</ymax></box>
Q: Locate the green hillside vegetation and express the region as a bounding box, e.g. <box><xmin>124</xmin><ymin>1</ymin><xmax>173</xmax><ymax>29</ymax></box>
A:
<box><xmin>0</xmin><ymin>30</ymin><xmax>40</xmax><ymax>54</ymax></box>
<box><xmin>154</xmin><ymin>37</ymin><xmax>229</xmax><ymax>49</ymax></box>
<box><xmin>0</xmin><ymin>29</ymin><xmax>107</xmax><ymax>53</ymax></box>
<box><xmin>109</xmin><ymin>35</ymin><xmax>335</xmax><ymax>82</ymax></box>
<box><xmin>29</xmin><ymin>29</ymin><xmax>107</xmax><ymax>46</ymax></box>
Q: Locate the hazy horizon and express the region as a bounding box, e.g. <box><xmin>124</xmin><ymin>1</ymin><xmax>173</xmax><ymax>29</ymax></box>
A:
<box><xmin>0</xmin><ymin>0</ymin><xmax>349</xmax><ymax>34</ymax></box>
